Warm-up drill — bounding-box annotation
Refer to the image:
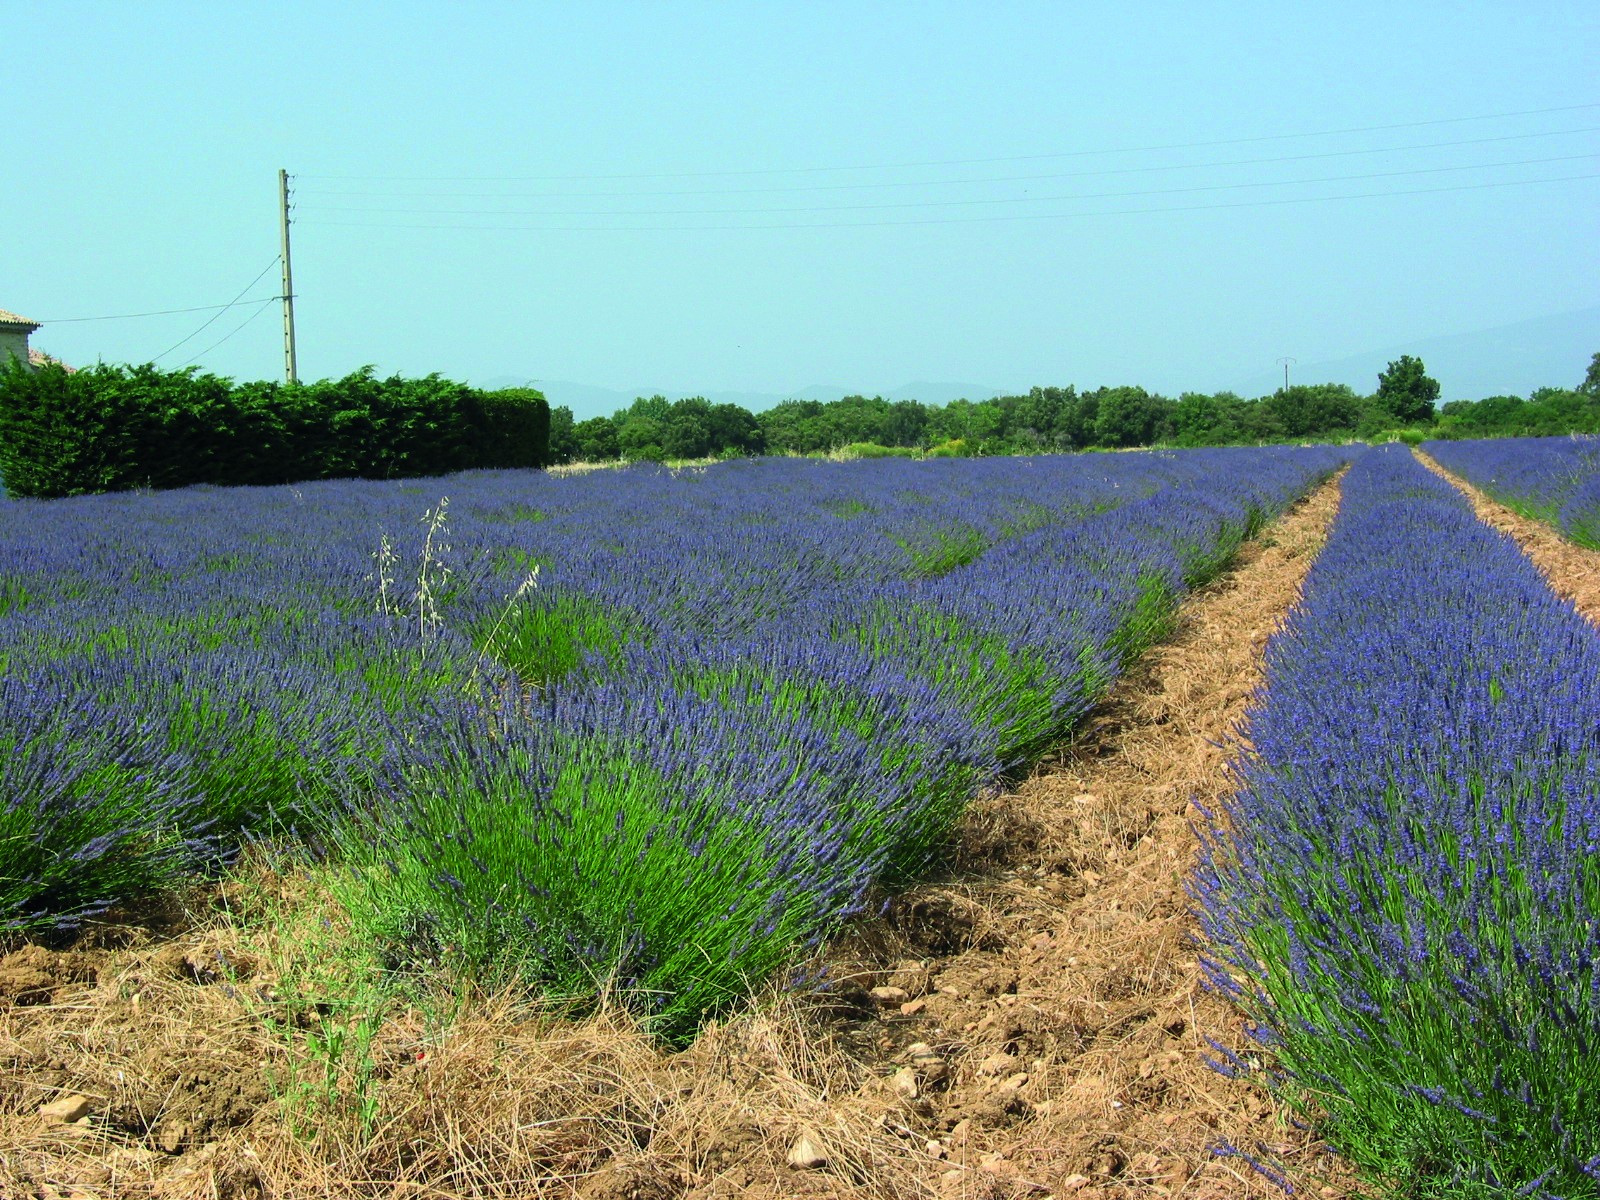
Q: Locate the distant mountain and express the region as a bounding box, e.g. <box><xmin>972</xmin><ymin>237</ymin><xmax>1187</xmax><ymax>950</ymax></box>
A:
<box><xmin>1228</xmin><ymin>306</ymin><xmax>1600</xmax><ymax>402</ymax></box>
<box><xmin>473</xmin><ymin>376</ymin><xmax>1009</xmax><ymax>419</ymax></box>
<box><xmin>474</xmin><ymin>377</ymin><xmax>636</xmax><ymax>415</ymax></box>
<box><xmin>884</xmin><ymin>381</ymin><xmax>1006</xmax><ymax>405</ymax></box>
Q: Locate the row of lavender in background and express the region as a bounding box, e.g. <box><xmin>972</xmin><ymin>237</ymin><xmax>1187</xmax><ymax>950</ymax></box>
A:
<box><xmin>1426</xmin><ymin>435</ymin><xmax>1600</xmax><ymax>548</ymax></box>
<box><xmin>1</xmin><ymin>447</ymin><xmax>1344</xmax><ymax>1035</ymax></box>
<box><xmin>1195</xmin><ymin>446</ymin><xmax>1600</xmax><ymax>1197</ymax></box>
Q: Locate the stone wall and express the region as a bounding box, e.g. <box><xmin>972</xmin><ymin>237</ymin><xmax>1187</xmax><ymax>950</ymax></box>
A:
<box><xmin>0</xmin><ymin>327</ymin><xmax>31</xmax><ymax>369</ymax></box>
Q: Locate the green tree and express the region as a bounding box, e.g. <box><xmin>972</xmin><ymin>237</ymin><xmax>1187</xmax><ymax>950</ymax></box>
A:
<box><xmin>1436</xmin><ymin>395</ymin><xmax>1523</xmax><ymax>438</ymax></box>
<box><xmin>1091</xmin><ymin>386</ymin><xmax>1171</xmax><ymax>448</ymax></box>
<box><xmin>1058</xmin><ymin>390</ymin><xmax>1100</xmax><ymax>449</ymax></box>
<box><xmin>1010</xmin><ymin>386</ymin><xmax>1073</xmax><ymax>449</ymax></box>
<box><xmin>617</xmin><ymin>416</ymin><xmax>666</xmax><ymax>462</ymax></box>
<box><xmin>661</xmin><ymin>397</ymin><xmax>715</xmax><ymax>459</ymax></box>
<box><xmin>1264</xmin><ymin>383</ymin><xmax>1362</xmax><ymax>439</ymax></box>
<box><xmin>572</xmin><ymin>415</ymin><xmax>620</xmax><ymax>461</ymax></box>
<box><xmin>615</xmin><ymin>394</ymin><xmax>672</xmax><ymax>425</ymax></box>
<box><xmin>1580</xmin><ymin>351</ymin><xmax>1600</xmax><ymax>398</ymax></box>
<box><xmin>758</xmin><ymin>399</ymin><xmax>829</xmax><ymax>454</ymax></box>
<box><xmin>1169</xmin><ymin>391</ymin><xmax>1250</xmax><ymax>446</ymax></box>
<box><xmin>823</xmin><ymin>395</ymin><xmax>892</xmax><ymax>445</ymax></box>
<box><xmin>1375</xmin><ymin>355</ymin><xmax>1441</xmax><ymax>425</ymax></box>
<box><xmin>936</xmin><ymin>398</ymin><xmax>1005</xmax><ymax>445</ymax></box>
<box><xmin>881</xmin><ymin>399</ymin><xmax>930</xmax><ymax>448</ymax></box>
<box><xmin>548</xmin><ymin>405</ymin><xmax>577</xmax><ymax>464</ymax></box>
<box><xmin>705</xmin><ymin>403</ymin><xmax>764</xmax><ymax>455</ymax></box>
<box><xmin>663</xmin><ymin>415</ymin><xmax>713</xmax><ymax>459</ymax></box>
<box><xmin>1522</xmin><ymin>387</ymin><xmax>1600</xmax><ymax>436</ymax></box>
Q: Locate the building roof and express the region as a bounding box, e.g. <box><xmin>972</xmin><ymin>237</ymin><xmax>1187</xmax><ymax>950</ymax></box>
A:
<box><xmin>28</xmin><ymin>347</ymin><xmax>74</xmax><ymax>372</ymax></box>
<box><xmin>0</xmin><ymin>308</ymin><xmax>41</xmax><ymax>330</ymax></box>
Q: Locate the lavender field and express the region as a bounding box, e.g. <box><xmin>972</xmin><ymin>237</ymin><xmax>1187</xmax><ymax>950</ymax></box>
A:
<box><xmin>0</xmin><ymin>447</ymin><xmax>1342</xmax><ymax>1033</ymax></box>
<box><xmin>7</xmin><ymin>442</ymin><xmax>1600</xmax><ymax>1196</ymax></box>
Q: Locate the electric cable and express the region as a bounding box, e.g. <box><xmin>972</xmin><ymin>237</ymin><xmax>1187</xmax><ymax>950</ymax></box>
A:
<box><xmin>39</xmin><ymin>295</ymin><xmax>282</xmax><ymax>323</ymax></box>
<box><xmin>294</xmin><ymin>151</ymin><xmax>1600</xmax><ymax>219</ymax></box>
<box><xmin>293</xmin><ymin>124</ymin><xmax>1600</xmax><ymax>202</ymax></box>
<box><xmin>150</xmin><ymin>258</ymin><xmax>282</xmax><ymax>363</ymax></box>
<box><xmin>293</xmin><ymin>100</ymin><xmax>1600</xmax><ymax>182</ymax></box>
<box><xmin>293</xmin><ymin>169</ymin><xmax>1600</xmax><ymax>233</ymax></box>
<box><xmin>180</xmin><ymin>297</ymin><xmax>279</xmax><ymax>367</ymax></box>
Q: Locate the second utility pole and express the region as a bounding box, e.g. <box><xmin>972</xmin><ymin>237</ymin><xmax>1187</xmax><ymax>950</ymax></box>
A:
<box><xmin>279</xmin><ymin>168</ymin><xmax>299</xmax><ymax>384</ymax></box>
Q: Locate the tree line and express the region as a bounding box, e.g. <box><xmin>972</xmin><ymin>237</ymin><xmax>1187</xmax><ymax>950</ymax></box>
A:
<box><xmin>549</xmin><ymin>352</ymin><xmax>1600</xmax><ymax>463</ymax></box>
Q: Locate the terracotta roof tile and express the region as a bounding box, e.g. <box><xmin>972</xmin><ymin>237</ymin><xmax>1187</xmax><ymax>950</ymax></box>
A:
<box><xmin>28</xmin><ymin>347</ymin><xmax>74</xmax><ymax>372</ymax></box>
<box><xmin>0</xmin><ymin>308</ymin><xmax>41</xmax><ymax>329</ymax></box>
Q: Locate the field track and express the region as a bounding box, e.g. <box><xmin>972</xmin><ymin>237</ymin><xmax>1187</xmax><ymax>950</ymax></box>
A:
<box><xmin>1418</xmin><ymin>447</ymin><xmax>1600</xmax><ymax>624</ymax></box>
<box><xmin>0</xmin><ymin>472</ymin><xmax>1385</xmax><ymax>1200</ymax></box>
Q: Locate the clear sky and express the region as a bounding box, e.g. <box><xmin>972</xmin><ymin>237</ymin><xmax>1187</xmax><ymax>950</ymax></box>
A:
<box><xmin>6</xmin><ymin>1</ymin><xmax>1598</xmax><ymax>415</ymax></box>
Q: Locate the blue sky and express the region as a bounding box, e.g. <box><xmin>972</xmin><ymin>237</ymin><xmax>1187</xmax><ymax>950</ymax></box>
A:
<box><xmin>6</xmin><ymin>1</ymin><xmax>1598</xmax><ymax>416</ymax></box>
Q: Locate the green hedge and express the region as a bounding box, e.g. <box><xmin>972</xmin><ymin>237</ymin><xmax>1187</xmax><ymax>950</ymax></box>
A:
<box><xmin>0</xmin><ymin>362</ymin><xmax>549</xmax><ymax>498</ymax></box>
<box><xmin>470</xmin><ymin>386</ymin><xmax>551</xmax><ymax>471</ymax></box>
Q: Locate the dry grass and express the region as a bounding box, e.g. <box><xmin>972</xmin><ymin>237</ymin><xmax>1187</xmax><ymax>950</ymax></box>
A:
<box><xmin>0</xmin><ymin>478</ymin><xmax>1354</xmax><ymax>1200</ymax></box>
<box><xmin>0</xmin><ymin>860</ymin><xmax>924</xmax><ymax>1199</ymax></box>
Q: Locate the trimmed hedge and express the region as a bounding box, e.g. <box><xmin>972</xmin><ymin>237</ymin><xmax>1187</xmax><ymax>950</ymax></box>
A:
<box><xmin>470</xmin><ymin>386</ymin><xmax>551</xmax><ymax>471</ymax></box>
<box><xmin>0</xmin><ymin>362</ymin><xmax>550</xmax><ymax>498</ymax></box>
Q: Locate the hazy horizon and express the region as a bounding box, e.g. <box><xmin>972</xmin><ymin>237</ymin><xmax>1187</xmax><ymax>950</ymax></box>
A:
<box><xmin>480</xmin><ymin>303</ymin><xmax>1600</xmax><ymax>420</ymax></box>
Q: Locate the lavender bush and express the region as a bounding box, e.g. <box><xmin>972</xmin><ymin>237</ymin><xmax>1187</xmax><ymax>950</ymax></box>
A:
<box><xmin>0</xmin><ymin>673</ymin><xmax>207</xmax><ymax>932</ymax></box>
<box><xmin>1195</xmin><ymin>446</ymin><xmax>1600</xmax><ymax>1198</ymax></box>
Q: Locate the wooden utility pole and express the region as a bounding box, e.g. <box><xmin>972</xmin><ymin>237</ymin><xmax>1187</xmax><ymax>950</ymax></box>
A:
<box><xmin>278</xmin><ymin>168</ymin><xmax>299</xmax><ymax>384</ymax></box>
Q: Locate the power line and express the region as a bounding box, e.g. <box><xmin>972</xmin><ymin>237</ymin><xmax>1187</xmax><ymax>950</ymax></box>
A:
<box><xmin>151</xmin><ymin>258</ymin><xmax>283</xmax><ymax>364</ymax></box>
<box><xmin>38</xmin><ymin>296</ymin><xmax>282</xmax><ymax>323</ymax></box>
<box><xmin>294</xmin><ymin>152</ymin><xmax>1600</xmax><ymax>221</ymax></box>
<box><xmin>292</xmin><ymin>170</ymin><xmax>1600</xmax><ymax>233</ymax></box>
<box><xmin>292</xmin><ymin>100</ymin><xmax>1600</xmax><ymax>182</ymax></box>
<box><xmin>293</xmin><ymin>124</ymin><xmax>1600</xmax><ymax>202</ymax></box>
<box><xmin>181</xmin><ymin>297</ymin><xmax>279</xmax><ymax>367</ymax></box>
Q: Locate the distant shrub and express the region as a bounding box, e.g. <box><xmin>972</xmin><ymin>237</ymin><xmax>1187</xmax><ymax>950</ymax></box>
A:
<box><xmin>924</xmin><ymin>438</ymin><xmax>970</xmax><ymax>458</ymax></box>
<box><xmin>837</xmin><ymin>442</ymin><xmax>917</xmax><ymax>459</ymax></box>
<box><xmin>0</xmin><ymin>360</ymin><xmax>550</xmax><ymax>497</ymax></box>
<box><xmin>1360</xmin><ymin>428</ymin><xmax>1428</xmax><ymax>447</ymax></box>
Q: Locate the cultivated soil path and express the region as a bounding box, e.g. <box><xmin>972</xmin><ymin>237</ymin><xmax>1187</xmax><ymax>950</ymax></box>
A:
<box><xmin>1416</xmin><ymin>448</ymin><xmax>1600</xmax><ymax>625</ymax></box>
<box><xmin>0</xmin><ymin>476</ymin><xmax>1351</xmax><ymax>1200</ymax></box>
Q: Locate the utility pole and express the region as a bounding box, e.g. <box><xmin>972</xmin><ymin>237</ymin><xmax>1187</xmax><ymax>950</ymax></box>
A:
<box><xmin>278</xmin><ymin>168</ymin><xmax>299</xmax><ymax>384</ymax></box>
<box><xmin>1276</xmin><ymin>356</ymin><xmax>1296</xmax><ymax>392</ymax></box>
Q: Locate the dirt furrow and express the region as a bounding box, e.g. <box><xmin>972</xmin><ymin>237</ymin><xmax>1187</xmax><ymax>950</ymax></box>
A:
<box><xmin>1416</xmin><ymin>448</ymin><xmax>1600</xmax><ymax>624</ymax></box>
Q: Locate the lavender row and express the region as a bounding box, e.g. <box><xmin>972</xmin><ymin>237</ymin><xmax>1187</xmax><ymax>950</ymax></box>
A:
<box><xmin>1195</xmin><ymin>446</ymin><xmax>1600</xmax><ymax>1197</ymax></box>
<box><xmin>1426</xmin><ymin>435</ymin><xmax>1600</xmax><ymax>549</ymax></box>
